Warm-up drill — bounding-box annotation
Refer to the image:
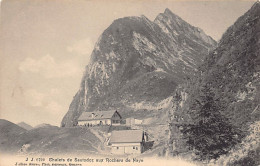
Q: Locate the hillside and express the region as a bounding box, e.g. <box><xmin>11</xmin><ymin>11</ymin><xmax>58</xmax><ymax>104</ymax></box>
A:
<box><xmin>201</xmin><ymin>2</ymin><xmax>260</xmax><ymax>127</ymax></box>
<box><xmin>197</xmin><ymin>1</ymin><xmax>260</xmax><ymax>128</ymax></box>
<box><xmin>61</xmin><ymin>8</ymin><xmax>216</xmax><ymax>127</ymax></box>
<box><xmin>0</xmin><ymin>119</ymin><xmax>102</xmax><ymax>155</ymax></box>
<box><xmin>168</xmin><ymin>2</ymin><xmax>260</xmax><ymax>163</ymax></box>
<box><xmin>0</xmin><ymin>119</ymin><xmax>27</xmax><ymax>152</ymax></box>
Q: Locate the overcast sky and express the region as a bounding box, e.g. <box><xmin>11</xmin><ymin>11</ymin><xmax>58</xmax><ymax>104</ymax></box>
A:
<box><xmin>0</xmin><ymin>0</ymin><xmax>255</xmax><ymax>127</ymax></box>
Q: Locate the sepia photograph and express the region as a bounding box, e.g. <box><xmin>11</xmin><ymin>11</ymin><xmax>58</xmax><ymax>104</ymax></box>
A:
<box><xmin>0</xmin><ymin>0</ymin><xmax>259</xmax><ymax>165</ymax></box>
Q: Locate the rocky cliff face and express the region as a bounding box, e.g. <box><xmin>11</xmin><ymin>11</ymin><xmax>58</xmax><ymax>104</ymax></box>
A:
<box><xmin>61</xmin><ymin>9</ymin><xmax>216</xmax><ymax>127</ymax></box>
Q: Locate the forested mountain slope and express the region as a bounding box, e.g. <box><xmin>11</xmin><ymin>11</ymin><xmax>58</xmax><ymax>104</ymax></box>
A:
<box><xmin>169</xmin><ymin>2</ymin><xmax>260</xmax><ymax>164</ymax></box>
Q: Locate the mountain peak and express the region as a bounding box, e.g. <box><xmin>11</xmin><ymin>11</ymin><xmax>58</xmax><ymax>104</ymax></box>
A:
<box><xmin>164</xmin><ymin>8</ymin><xmax>174</xmax><ymax>15</ymax></box>
<box><xmin>154</xmin><ymin>8</ymin><xmax>216</xmax><ymax>47</ymax></box>
<box><xmin>164</xmin><ymin>8</ymin><xmax>172</xmax><ymax>14</ymax></box>
<box><xmin>61</xmin><ymin>9</ymin><xmax>216</xmax><ymax>127</ymax></box>
<box><xmin>163</xmin><ymin>8</ymin><xmax>182</xmax><ymax>20</ymax></box>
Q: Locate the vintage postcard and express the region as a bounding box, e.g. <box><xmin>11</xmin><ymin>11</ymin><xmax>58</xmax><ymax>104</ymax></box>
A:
<box><xmin>0</xmin><ymin>0</ymin><xmax>259</xmax><ymax>165</ymax></box>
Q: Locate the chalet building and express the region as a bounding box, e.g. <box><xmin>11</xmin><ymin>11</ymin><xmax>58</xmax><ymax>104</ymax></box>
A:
<box><xmin>77</xmin><ymin>110</ymin><xmax>122</xmax><ymax>127</ymax></box>
<box><xmin>110</xmin><ymin>130</ymin><xmax>148</xmax><ymax>154</ymax></box>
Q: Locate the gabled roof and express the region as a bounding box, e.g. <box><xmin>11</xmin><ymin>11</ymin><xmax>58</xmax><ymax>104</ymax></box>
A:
<box><xmin>78</xmin><ymin>110</ymin><xmax>120</xmax><ymax>121</ymax></box>
<box><xmin>110</xmin><ymin>130</ymin><xmax>144</xmax><ymax>143</ymax></box>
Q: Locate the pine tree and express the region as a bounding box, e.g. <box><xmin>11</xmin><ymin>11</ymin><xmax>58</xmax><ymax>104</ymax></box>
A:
<box><xmin>182</xmin><ymin>83</ymin><xmax>242</xmax><ymax>161</ymax></box>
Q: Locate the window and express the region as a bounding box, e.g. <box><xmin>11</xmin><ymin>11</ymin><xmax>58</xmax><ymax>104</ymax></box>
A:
<box><xmin>116</xmin><ymin>147</ymin><xmax>119</xmax><ymax>149</ymax></box>
<box><xmin>133</xmin><ymin>146</ymin><xmax>135</xmax><ymax>149</ymax></box>
<box><xmin>136</xmin><ymin>147</ymin><xmax>138</xmax><ymax>150</ymax></box>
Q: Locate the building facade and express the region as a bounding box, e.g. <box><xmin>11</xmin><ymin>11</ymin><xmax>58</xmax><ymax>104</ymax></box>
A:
<box><xmin>110</xmin><ymin>130</ymin><xmax>146</xmax><ymax>154</ymax></box>
<box><xmin>77</xmin><ymin>110</ymin><xmax>122</xmax><ymax>127</ymax></box>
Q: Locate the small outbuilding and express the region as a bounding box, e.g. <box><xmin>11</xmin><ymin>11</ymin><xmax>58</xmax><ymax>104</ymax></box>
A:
<box><xmin>110</xmin><ymin>130</ymin><xmax>147</xmax><ymax>154</ymax></box>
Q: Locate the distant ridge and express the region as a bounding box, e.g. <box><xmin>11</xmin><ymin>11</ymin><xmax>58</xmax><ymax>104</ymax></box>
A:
<box><xmin>34</xmin><ymin>123</ymin><xmax>55</xmax><ymax>128</ymax></box>
<box><xmin>17</xmin><ymin>122</ymin><xmax>33</xmax><ymax>130</ymax></box>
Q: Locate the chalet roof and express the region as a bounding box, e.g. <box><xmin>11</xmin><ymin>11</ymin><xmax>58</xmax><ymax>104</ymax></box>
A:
<box><xmin>78</xmin><ymin>110</ymin><xmax>119</xmax><ymax>121</ymax></box>
<box><xmin>110</xmin><ymin>130</ymin><xmax>144</xmax><ymax>143</ymax></box>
